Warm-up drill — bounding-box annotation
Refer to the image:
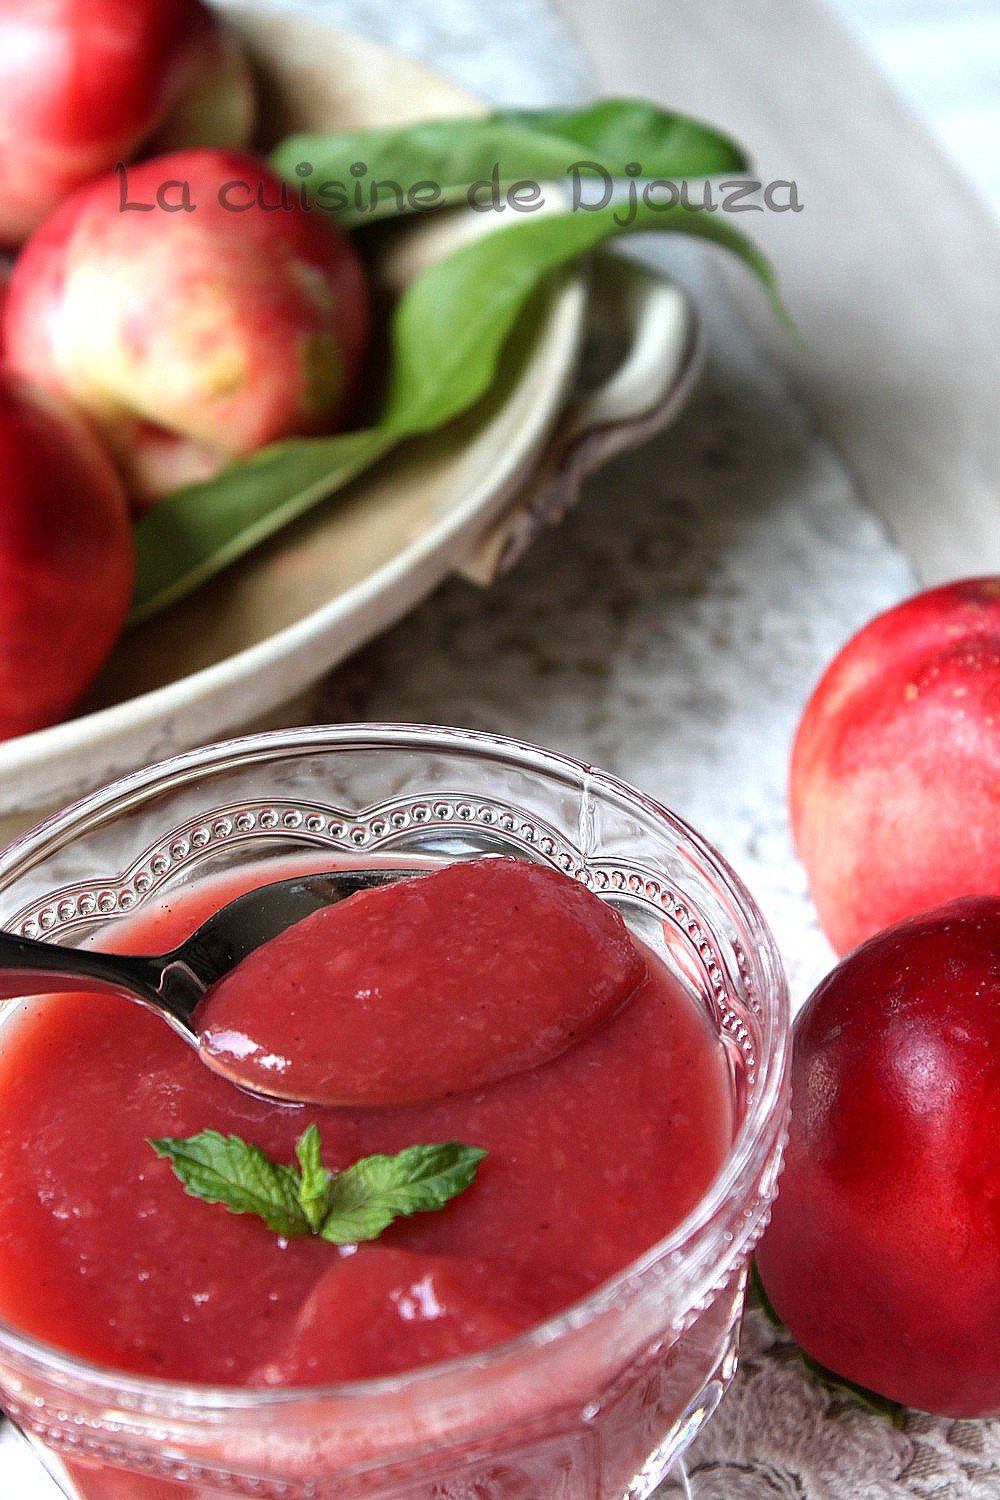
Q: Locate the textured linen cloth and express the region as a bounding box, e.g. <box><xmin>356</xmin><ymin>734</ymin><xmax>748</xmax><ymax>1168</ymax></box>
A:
<box><xmin>2</xmin><ymin>1</ymin><xmax>996</xmax><ymax>1495</ymax></box>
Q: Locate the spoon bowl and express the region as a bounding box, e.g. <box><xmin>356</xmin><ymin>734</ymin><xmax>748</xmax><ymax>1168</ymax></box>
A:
<box><xmin>0</xmin><ymin>866</ymin><xmax>412</xmax><ymax>1094</ymax></box>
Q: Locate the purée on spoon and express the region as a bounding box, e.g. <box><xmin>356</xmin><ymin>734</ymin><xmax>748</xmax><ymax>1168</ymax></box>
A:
<box><xmin>0</xmin><ymin>860</ymin><xmax>644</xmax><ymax>1107</ymax></box>
<box><xmin>195</xmin><ymin>858</ymin><xmax>646</xmax><ymax>1105</ymax></box>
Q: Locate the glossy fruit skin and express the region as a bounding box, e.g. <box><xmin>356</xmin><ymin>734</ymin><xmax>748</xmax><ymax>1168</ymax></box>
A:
<box><xmin>0</xmin><ymin>373</ymin><xmax>133</xmax><ymax>738</ymax></box>
<box><xmin>756</xmin><ymin>896</ymin><xmax>1000</xmax><ymax>1417</ymax></box>
<box><xmin>4</xmin><ymin>149</ymin><xmax>369</xmax><ymax>505</ymax></box>
<box><xmin>791</xmin><ymin>578</ymin><xmax>1000</xmax><ymax>955</ymax></box>
<box><xmin>0</xmin><ymin>0</ymin><xmax>254</xmax><ymax>247</ymax></box>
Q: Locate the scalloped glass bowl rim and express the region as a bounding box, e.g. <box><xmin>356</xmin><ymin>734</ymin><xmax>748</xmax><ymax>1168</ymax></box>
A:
<box><xmin>0</xmin><ymin>722</ymin><xmax>790</xmax><ymax>1410</ymax></box>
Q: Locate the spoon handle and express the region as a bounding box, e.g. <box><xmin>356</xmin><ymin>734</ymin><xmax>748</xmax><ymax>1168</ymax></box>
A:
<box><xmin>0</xmin><ymin>929</ymin><xmax>166</xmax><ymax>1007</ymax></box>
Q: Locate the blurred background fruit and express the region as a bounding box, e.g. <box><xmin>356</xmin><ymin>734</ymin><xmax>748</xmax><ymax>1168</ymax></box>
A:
<box><xmin>0</xmin><ymin>373</ymin><xmax>133</xmax><ymax>738</ymax></box>
<box><xmin>0</xmin><ymin>0</ymin><xmax>255</xmax><ymax>247</ymax></box>
<box><xmin>4</xmin><ymin>149</ymin><xmax>370</xmax><ymax>505</ymax></box>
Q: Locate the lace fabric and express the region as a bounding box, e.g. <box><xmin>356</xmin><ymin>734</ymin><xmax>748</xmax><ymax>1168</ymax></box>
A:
<box><xmin>668</xmin><ymin>1303</ymin><xmax>1000</xmax><ymax>1500</ymax></box>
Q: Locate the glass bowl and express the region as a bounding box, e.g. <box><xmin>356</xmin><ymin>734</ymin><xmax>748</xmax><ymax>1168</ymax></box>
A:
<box><xmin>0</xmin><ymin>724</ymin><xmax>789</xmax><ymax>1500</ymax></box>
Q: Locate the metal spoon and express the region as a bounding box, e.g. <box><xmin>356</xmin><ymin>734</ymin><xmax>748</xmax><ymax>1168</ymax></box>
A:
<box><xmin>0</xmin><ymin>866</ymin><xmax>412</xmax><ymax>1052</ymax></box>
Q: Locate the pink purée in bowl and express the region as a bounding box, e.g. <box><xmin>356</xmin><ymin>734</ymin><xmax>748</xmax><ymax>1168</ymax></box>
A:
<box><xmin>0</xmin><ymin>724</ymin><xmax>790</xmax><ymax>1500</ymax></box>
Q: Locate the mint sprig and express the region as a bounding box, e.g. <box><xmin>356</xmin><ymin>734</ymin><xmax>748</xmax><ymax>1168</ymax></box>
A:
<box><xmin>147</xmin><ymin>1131</ymin><xmax>307</xmax><ymax>1235</ymax></box>
<box><xmin>295</xmin><ymin>1124</ymin><xmax>335</xmax><ymax>1233</ymax></box>
<box><xmin>148</xmin><ymin>1125</ymin><xmax>485</xmax><ymax>1244</ymax></box>
<box><xmin>316</xmin><ymin>1141</ymin><xmax>485</xmax><ymax>1244</ymax></box>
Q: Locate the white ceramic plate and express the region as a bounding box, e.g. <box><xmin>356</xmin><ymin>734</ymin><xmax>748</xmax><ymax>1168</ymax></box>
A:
<box><xmin>0</xmin><ymin>8</ymin><xmax>698</xmax><ymax>833</ymax></box>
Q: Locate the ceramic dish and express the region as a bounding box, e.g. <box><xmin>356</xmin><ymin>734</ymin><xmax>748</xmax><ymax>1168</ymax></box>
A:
<box><xmin>0</xmin><ymin>7</ymin><xmax>701</xmax><ymax>834</ymax></box>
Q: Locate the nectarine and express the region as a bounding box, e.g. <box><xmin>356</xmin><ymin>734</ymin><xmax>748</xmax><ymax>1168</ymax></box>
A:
<box><xmin>5</xmin><ymin>149</ymin><xmax>369</xmax><ymax>504</ymax></box>
<box><xmin>756</xmin><ymin>895</ymin><xmax>1000</xmax><ymax>1417</ymax></box>
<box><xmin>791</xmin><ymin>578</ymin><xmax>1000</xmax><ymax>954</ymax></box>
<box><xmin>0</xmin><ymin>0</ymin><xmax>254</xmax><ymax>246</ymax></box>
<box><xmin>0</xmin><ymin>373</ymin><xmax>133</xmax><ymax>737</ymax></box>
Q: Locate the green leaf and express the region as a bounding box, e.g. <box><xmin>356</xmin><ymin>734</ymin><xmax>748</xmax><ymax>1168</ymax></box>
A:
<box><xmin>318</xmin><ymin>1141</ymin><xmax>488</xmax><ymax>1245</ymax></box>
<box><xmin>148</xmin><ymin>1130</ymin><xmax>309</xmax><ymax>1236</ymax></box>
<box><xmin>270</xmin><ymin>99</ymin><xmax>749</xmax><ymax>226</ymax></box>
<box><xmin>491</xmin><ymin>100</ymin><xmax>747</xmax><ymax>175</ymax></box>
<box><xmin>149</xmin><ymin>1129</ymin><xmax>485</xmax><ymax>1246</ymax></box>
<box><xmin>380</xmin><ymin>200</ymin><xmax>780</xmax><ymax>433</ymax></box>
<box><xmin>750</xmin><ymin>1256</ymin><xmax>785</xmax><ymax>1330</ymax></box>
<box><xmin>132</xmin><ymin>427</ymin><xmax>389</xmax><ymax>618</ymax></box>
<box><xmin>800</xmin><ymin>1354</ymin><xmax>907</xmax><ymax>1426</ymax></box>
<box><xmin>131</xmin><ymin>199</ymin><xmax>780</xmax><ymax>620</ymax></box>
<box><xmin>294</xmin><ymin>1122</ymin><xmax>333</xmax><ymax>1232</ymax></box>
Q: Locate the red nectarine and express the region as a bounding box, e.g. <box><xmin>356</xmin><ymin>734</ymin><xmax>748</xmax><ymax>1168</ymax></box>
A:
<box><xmin>0</xmin><ymin>373</ymin><xmax>133</xmax><ymax>737</ymax></box>
<box><xmin>0</xmin><ymin>0</ymin><xmax>254</xmax><ymax>246</ymax></box>
<box><xmin>5</xmin><ymin>149</ymin><xmax>370</xmax><ymax>505</ymax></box>
<box><xmin>756</xmin><ymin>896</ymin><xmax>1000</xmax><ymax>1417</ymax></box>
<box><xmin>791</xmin><ymin>578</ymin><xmax>1000</xmax><ymax>954</ymax></box>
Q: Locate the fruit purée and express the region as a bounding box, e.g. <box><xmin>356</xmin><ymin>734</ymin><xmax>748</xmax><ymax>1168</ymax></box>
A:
<box><xmin>197</xmin><ymin>859</ymin><xmax>647</xmax><ymax>1104</ymax></box>
<box><xmin>0</xmin><ymin>857</ymin><xmax>735</xmax><ymax>1494</ymax></box>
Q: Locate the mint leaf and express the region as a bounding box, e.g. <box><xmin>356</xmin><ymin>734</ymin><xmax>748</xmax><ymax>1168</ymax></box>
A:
<box><xmin>318</xmin><ymin>1141</ymin><xmax>488</xmax><ymax>1245</ymax></box>
<box><xmin>148</xmin><ymin>1131</ymin><xmax>308</xmax><ymax>1236</ymax></box>
<box><xmin>295</xmin><ymin>1122</ymin><xmax>333</xmax><ymax>1232</ymax></box>
<box><xmin>149</xmin><ymin>1130</ymin><xmax>485</xmax><ymax>1245</ymax></box>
